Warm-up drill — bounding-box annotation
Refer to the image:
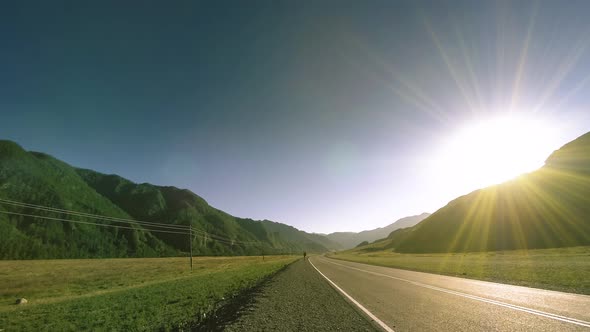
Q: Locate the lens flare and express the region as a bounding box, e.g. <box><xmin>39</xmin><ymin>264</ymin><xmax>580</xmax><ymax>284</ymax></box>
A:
<box><xmin>434</xmin><ymin>114</ymin><xmax>558</xmax><ymax>191</ymax></box>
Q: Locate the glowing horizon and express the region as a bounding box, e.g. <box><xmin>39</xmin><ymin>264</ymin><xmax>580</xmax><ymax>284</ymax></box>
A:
<box><xmin>430</xmin><ymin>113</ymin><xmax>561</xmax><ymax>192</ymax></box>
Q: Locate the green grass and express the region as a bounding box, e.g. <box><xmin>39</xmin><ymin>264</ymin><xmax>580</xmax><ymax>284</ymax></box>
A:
<box><xmin>328</xmin><ymin>246</ymin><xmax>590</xmax><ymax>295</ymax></box>
<box><xmin>0</xmin><ymin>255</ymin><xmax>298</xmax><ymax>331</ymax></box>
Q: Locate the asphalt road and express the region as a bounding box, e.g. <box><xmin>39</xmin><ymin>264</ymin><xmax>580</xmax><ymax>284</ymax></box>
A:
<box><xmin>224</xmin><ymin>259</ymin><xmax>377</xmax><ymax>331</ymax></box>
<box><xmin>310</xmin><ymin>256</ymin><xmax>590</xmax><ymax>332</ymax></box>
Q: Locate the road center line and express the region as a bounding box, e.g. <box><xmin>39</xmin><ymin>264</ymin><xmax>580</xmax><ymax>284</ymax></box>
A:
<box><xmin>320</xmin><ymin>257</ymin><xmax>590</xmax><ymax>328</ymax></box>
<box><xmin>309</xmin><ymin>258</ymin><xmax>395</xmax><ymax>332</ymax></box>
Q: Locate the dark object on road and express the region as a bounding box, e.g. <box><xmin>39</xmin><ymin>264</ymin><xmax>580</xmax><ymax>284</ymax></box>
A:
<box><xmin>303</xmin><ymin>251</ymin><xmax>307</xmax><ymax>260</ymax></box>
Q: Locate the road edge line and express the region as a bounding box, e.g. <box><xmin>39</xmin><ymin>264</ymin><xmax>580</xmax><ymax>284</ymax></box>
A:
<box><xmin>308</xmin><ymin>258</ymin><xmax>395</xmax><ymax>332</ymax></box>
<box><xmin>322</xmin><ymin>257</ymin><xmax>590</xmax><ymax>328</ymax></box>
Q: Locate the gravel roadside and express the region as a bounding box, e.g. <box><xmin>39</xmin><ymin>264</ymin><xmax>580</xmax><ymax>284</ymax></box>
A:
<box><xmin>224</xmin><ymin>258</ymin><xmax>378</xmax><ymax>331</ymax></box>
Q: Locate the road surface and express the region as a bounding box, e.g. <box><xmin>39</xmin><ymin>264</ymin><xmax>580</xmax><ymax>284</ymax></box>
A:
<box><xmin>224</xmin><ymin>259</ymin><xmax>376</xmax><ymax>331</ymax></box>
<box><xmin>309</xmin><ymin>256</ymin><xmax>590</xmax><ymax>331</ymax></box>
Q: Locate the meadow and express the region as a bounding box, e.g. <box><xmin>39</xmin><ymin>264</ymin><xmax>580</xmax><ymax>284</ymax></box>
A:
<box><xmin>0</xmin><ymin>255</ymin><xmax>298</xmax><ymax>331</ymax></box>
<box><xmin>328</xmin><ymin>246</ymin><xmax>590</xmax><ymax>294</ymax></box>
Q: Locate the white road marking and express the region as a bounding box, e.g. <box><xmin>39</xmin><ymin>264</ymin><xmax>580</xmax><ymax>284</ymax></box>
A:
<box><xmin>308</xmin><ymin>258</ymin><xmax>396</xmax><ymax>332</ymax></box>
<box><xmin>320</xmin><ymin>257</ymin><xmax>590</xmax><ymax>329</ymax></box>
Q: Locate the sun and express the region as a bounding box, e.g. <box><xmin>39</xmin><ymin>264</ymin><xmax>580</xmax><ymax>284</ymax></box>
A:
<box><xmin>434</xmin><ymin>114</ymin><xmax>558</xmax><ymax>192</ymax></box>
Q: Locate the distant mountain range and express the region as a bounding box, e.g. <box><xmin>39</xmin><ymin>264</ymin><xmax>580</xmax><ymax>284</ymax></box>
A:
<box><xmin>324</xmin><ymin>213</ymin><xmax>430</xmax><ymax>249</ymax></box>
<box><xmin>355</xmin><ymin>131</ymin><xmax>590</xmax><ymax>253</ymax></box>
<box><xmin>6</xmin><ymin>129</ymin><xmax>587</xmax><ymax>260</ymax></box>
<box><xmin>0</xmin><ymin>140</ymin><xmax>340</xmax><ymax>259</ymax></box>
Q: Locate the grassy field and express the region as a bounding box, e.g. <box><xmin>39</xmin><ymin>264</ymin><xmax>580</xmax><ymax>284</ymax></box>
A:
<box><xmin>328</xmin><ymin>246</ymin><xmax>590</xmax><ymax>295</ymax></box>
<box><xmin>0</xmin><ymin>255</ymin><xmax>298</xmax><ymax>331</ymax></box>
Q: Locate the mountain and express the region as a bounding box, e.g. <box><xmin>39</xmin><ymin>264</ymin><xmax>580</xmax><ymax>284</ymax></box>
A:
<box><xmin>0</xmin><ymin>140</ymin><xmax>336</xmax><ymax>259</ymax></box>
<box><xmin>347</xmin><ymin>227</ymin><xmax>415</xmax><ymax>254</ymax></box>
<box><xmin>372</xmin><ymin>131</ymin><xmax>590</xmax><ymax>253</ymax></box>
<box><xmin>325</xmin><ymin>213</ymin><xmax>430</xmax><ymax>249</ymax></box>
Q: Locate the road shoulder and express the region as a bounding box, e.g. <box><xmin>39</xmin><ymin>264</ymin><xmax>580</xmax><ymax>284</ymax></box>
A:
<box><xmin>223</xmin><ymin>258</ymin><xmax>378</xmax><ymax>331</ymax></box>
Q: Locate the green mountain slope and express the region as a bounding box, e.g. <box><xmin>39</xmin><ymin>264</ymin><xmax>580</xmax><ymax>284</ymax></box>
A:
<box><xmin>257</xmin><ymin>219</ymin><xmax>343</xmax><ymax>252</ymax></box>
<box><xmin>345</xmin><ymin>227</ymin><xmax>415</xmax><ymax>253</ymax></box>
<box><xmin>392</xmin><ymin>132</ymin><xmax>590</xmax><ymax>253</ymax></box>
<box><xmin>0</xmin><ymin>141</ymin><xmax>174</xmax><ymax>259</ymax></box>
<box><xmin>76</xmin><ymin>168</ymin><xmax>336</xmax><ymax>255</ymax></box>
<box><xmin>325</xmin><ymin>213</ymin><xmax>430</xmax><ymax>249</ymax></box>
<box><xmin>0</xmin><ymin>140</ymin><xmax>334</xmax><ymax>259</ymax></box>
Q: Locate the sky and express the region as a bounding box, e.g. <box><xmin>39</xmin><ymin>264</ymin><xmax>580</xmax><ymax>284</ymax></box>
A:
<box><xmin>1</xmin><ymin>1</ymin><xmax>590</xmax><ymax>233</ymax></box>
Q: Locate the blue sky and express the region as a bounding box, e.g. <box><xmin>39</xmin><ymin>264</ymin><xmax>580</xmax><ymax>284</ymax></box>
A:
<box><xmin>1</xmin><ymin>1</ymin><xmax>589</xmax><ymax>233</ymax></box>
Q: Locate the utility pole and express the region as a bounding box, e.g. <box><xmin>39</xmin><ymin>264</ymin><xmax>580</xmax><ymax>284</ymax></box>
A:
<box><xmin>189</xmin><ymin>224</ymin><xmax>193</xmax><ymax>271</ymax></box>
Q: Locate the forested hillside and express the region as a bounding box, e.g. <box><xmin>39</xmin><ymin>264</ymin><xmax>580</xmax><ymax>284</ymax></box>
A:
<box><xmin>355</xmin><ymin>132</ymin><xmax>590</xmax><ymax>253</ymax></box>
<box><xmin>0</xmin><ymin>140</ymin><xmax>336</xmax><ymax>259</ymax></box>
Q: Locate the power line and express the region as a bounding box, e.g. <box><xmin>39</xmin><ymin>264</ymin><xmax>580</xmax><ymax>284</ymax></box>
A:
<box><xmin>0</xmin><ymin>198</ymin><xmax>189</xmax><ymax>230</ymax></box>
<box><xmin>0</xmin><ymin>209</ymin><xmax>268</xmax><ymax>248</ymax></box>
<box><xmin>0</xmin><ymin>197</ymin><xmax>267</xmax><ymax>247</ymax></box>
<box><xmin>0</xmin><ymin>209</ymin><xmax>293</xmax><ymax>264</ymax></box>
<box><xmin>0</xmin><ymin>210</ymin><xmax>189</xmax><ymax>235</ymax></box>
<box><xmin>191</xmin><ymin>231</ymin><xmax>257</xmax><ymax>246</ymax></box>
<box><xmin>190</xmin><ymin>227</ymin><xmax>260</xmax><ymax>245</ymax></box>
